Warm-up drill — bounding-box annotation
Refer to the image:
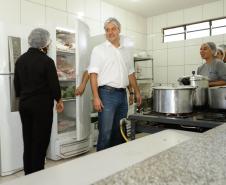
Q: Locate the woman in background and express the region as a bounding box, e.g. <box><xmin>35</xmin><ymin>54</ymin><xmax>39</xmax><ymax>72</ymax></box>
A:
<box><xmin>216</xmin><ymin>46</ymin><xmax>225</xmax><ymax>61</ymax></box>
<box><xmin>197</xmin><ymin>42</ymin><xmax>226</xmax><ymax>87</ymax></box>
<box><xmin>14</xmin><ymin>28</ymin><xmax>64</xmax><ymax>175</ymax></box>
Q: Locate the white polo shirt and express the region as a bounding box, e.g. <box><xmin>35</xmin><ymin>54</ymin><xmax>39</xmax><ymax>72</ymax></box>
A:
<box><xmin>88</xmin><ymin>40</ymin><xmax>134</xmax><ymax>88</ymax></box>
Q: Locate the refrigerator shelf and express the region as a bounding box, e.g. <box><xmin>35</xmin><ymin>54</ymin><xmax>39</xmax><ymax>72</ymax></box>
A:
<box><xmin>59</xmin><ymin>79</ymin><xmax>76</xmax><ymax>82</ymax></box>
<box><xmin>56</xmin><ymin>49</ymin><xmax>75</xmax><ymax>54</ymax></box>
<box><xmin>62</xmin><ymin>98</ymin><xmax>76</xmax><ymax>102</ymax></box>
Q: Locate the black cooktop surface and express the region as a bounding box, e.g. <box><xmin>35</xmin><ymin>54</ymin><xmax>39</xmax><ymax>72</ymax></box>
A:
<box><xmin>128</xmin><ymin>109</ymin><xmax>226</xmax><ymax>129</ymax></box>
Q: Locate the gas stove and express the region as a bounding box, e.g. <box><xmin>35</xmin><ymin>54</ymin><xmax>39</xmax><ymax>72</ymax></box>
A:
<box><xmin>128</xmin><ymin>109</ymin><xmax>226</xmax><ymax>140</ymax></box>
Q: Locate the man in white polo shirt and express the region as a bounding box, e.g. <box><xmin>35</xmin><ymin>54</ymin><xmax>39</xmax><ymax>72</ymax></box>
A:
<box><xmin>88</xmin><ymin>17</ymin><xmax>142</xmax><ymax>151</ymax></box>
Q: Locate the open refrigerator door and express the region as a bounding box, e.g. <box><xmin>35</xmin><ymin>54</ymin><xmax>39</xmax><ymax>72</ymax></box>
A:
<box><xmin>47</xmin><ymin>20</ymin><xmax>91</xmax><ymax>160</ymax></box>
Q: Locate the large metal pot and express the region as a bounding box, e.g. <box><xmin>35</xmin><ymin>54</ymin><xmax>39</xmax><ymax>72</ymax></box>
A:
<box><xmin>153</xmin><ymin>86</ymin><xmax>195</xmax><ymax>114</ymax></box>
<box><xmin>208</xmin><ymin>86</ymin><xmax>226</xmax><ymax>109</ymax></box>
<box><xmin>178</xmin><ymin>73</ymin><xmax>208</xmax><ymax>106</ymax></box>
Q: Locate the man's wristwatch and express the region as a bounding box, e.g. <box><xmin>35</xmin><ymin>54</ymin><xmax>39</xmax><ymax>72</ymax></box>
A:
<box><xmin>129</xmin><ymin>92</ymin><xmax>134</xmax><ymax>95</ymax></box>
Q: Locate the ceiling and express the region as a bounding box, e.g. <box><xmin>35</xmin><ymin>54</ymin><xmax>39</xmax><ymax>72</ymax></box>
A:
<box><xmin>103</xmin><ymin>0</ymin><xmax>219</xmax><ymax>17</ymax></box>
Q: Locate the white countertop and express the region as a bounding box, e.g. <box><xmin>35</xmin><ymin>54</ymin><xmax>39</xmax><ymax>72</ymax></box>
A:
<box><xmin>2</xmin><ymin>130</ymin><xmax>197</xmax><ymax>185</ymax></box>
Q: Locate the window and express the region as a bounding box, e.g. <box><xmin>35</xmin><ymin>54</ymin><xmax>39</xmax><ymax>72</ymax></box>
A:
<box><xmin>163</xmin><ymin>27</ymin><xmax>184</xmax><ymax>43</ymax></box>
<box><xmin>212</xmin><ymin>18</ymin><xmax>226</xmax><ymax>36</ymax></box>
<box><xmin>186</xmin><ymin>22</ymin><xmax>210</xmax><ymax>40</ymax></box>
<box><xmin>163</xmin><ymin>17</ymin><xmax>226</xmax><ymax>43</ymax></box>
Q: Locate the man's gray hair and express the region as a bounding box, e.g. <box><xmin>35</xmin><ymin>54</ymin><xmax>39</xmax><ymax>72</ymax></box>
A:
<box><xmin>104</xmin><ymin>17</ymin><xmax>121</xmax><ymax>31</ymax></box>
<box><xmin>206</xmin><ymin>42</ymin><xmax>217</xmax><ymax>56</ymax></box>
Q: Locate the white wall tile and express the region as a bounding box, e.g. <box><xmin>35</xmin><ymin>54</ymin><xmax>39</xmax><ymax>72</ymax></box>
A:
<box><xmin>202</xmin><ymin>35</ymin><xmax>224</xmax><ymax>44</ymax></box>
<box><xmin>28</xmin><ymin>0</ymin><xmax>45</xmax><ymax>4</ymax></box>
<box><xmin>136</xmin><ymin>15</ymin><xmax>147</xmax><ymax>34</ymax></box>
<box><xmin>46</xmin><ymin>0</ymin><xmax>66</xmax><ymax>11</ymax></box>
<box><xmin>0</xmin><ymin>0</ymin><xmax>20</xmax><ymax>24</ymax></box>
<box><xmin>167</xmin><ymin>10</ymin><xmax>183</xmax><ymax>27</ymax></box>
<box><xmin>67</xmin><ymin>13</ymin><xmax>86</xmax><ymax>28</ymax></box>
<box><xmin>153</xmin><ymin>50</ymin><xmax>167</xmax><ymax>67</ymax></box>
<box><xmin>185</xmin><ymin>38</ymin><xmax>203</xmax><ymax>47</ymax></box>
<box><xmin>224</xmin><ymin>0</ymin><xmax>226</xmax><ymax>16</ymax></box>
<box><xmin>147</xmin><ymin>34</ymin><xmax>154</xmax><ymax>50</ymax></box>
<box><xmin>152</xmin><ymin>14</ymin><xmax>167</xmax><ymax>34</ymax></box>
<box><xmin>46</xmin><ymin>7</ymin><xmax>67</xmax><ymax>27</ymax></box>
<box><xmin>127</xmin><ymin>12</ymin><xmax>137</xmax><ymax>32</ymax></box>
<box><xmin>147</xmin><ymin>17</ymin><xmax>153</xmax><ymax>34</ymax></box>
<box><xmin>67</xmin><ymin>0</ymin><xmax>85</xmax><ymax>15</ymax></box>
<box><xmin>101</xmin><ymin>2</ymin><xmax>114</xmax><ymax>22</ymax></box>
<box><xmin>114</xmin><ymin>7</ymin><xmax>127</xmax><ymax>32</ymax></box>
<box><xmin>203</xmin><ymin>0</ymin><xmax>224</xmax><ymax>20</ymax></box>
<box><xmin>184</xmin><ymin>5</ymin><xmax>202</xmax><ymax>24</ymax></box>
<box><xmin>154</xmin><ymin>67</ymin><xmax>167</xmax><ymax>84</ymax></box>
<box><xmin>184</xmin><ymin>45</ymin><xmax>202</xmax><ymax>65</ymax></box>
<box><xmin>167</xmin><ymin>40</ymin><xmax>184</xmax><ymax>49</ymax></box>
<box><xmin>127</xmin><ymin>31</ymin><xmax>147</xmax><ymax>50</ymax></box>
<box><xmin>153</xmin><ymin>33</ymin><xmax>167</xmax><ymax>50</ymax></box>
<box><xmin>21</xmin><ymin>0</ymin><xmax>45</xmax><ymax>25</ymax></box>
<box><xmin>147</xmin><ymin>50</ymin><xmax>153</xmax><ymax>58</ymax></box>
<box><xmin>168</xmin><ymin>47</ymin><xmax>184</xmax><ymax>66</ymax></box>
<box><xmin>168</xmin><ymin>66</ymin><xmax>184</xmax><ymax>84</ymax></box>
<box><xmin>85</xmin><ymin>18</ymin><xmax>101</xmax><ymax>36</ymax></box>
<box><xmin>185</xmin><ymin>65</ymin><xmax>200</xmax><ymax>75</ymax></box>
<box><xmin>85</xmin><ymin>0</ymin><xmax>101</xmax><ymax>21</ymax></box>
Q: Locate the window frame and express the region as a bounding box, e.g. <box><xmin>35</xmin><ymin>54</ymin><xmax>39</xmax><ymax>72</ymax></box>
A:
<box><xmin>163</xmin><ymin>17</ymin><xmax>226</xmax><ymax>43</ymax></box>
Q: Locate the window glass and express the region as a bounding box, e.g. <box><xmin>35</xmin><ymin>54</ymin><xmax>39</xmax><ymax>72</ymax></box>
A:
<box><xmin>212</xmin><ymin>27</ymin><xmax>226</xmax><ymax>35</ymax></box>
<box><xmin>187</xmin><ymin>30</ymin><xmax>210</xmax><ymax>40</ymax></box>
<box><xmin>164</xmin><ymin>34</ymin><xmax>184</xmax><ymax>43</ymax></box>
<box><xmin>212</xmin><ymin>18</ymin><xmax>226</xmax><ymax>28</ymax></box>
<box><xmin>186</xmin><ymin>22</ymin><xmax>209</xmax><ymax>32</ymax></box>
<box><xmin>164</xmin><ymin>27</ymin><xmax>184</xmax><ymax>35</ymax></box>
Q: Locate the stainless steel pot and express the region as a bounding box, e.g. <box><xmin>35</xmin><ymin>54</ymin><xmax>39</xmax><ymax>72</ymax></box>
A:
<box><xmin>208</xmin><ymin>86</ymin><xmax>226</xmax><ymax>109</ymax></box>
<box><xmin>153</xmin><ymin>86</ymin><xmax>195</xmax><ymax>114</ymax></box>
<box><xmin>178</xmin><ymin>74</ymin><xmax>208</xmax><ymax>106</ymax></box>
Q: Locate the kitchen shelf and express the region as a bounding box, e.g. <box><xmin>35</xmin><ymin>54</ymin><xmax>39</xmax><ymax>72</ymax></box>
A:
<box><xmin>134</xmin><ymin>57</ymin><xmax>153</xmax><ymax>62</ymax></box>
<box><xmin>62</xmin><ymin>98</ymin><xmax>76</xmax><ymax>102</ymax></box>
<box><xmin>137</xmin><ymin>78</ymin><xmax>153</xmax><ymax>80</ymax></box>
<box><xmin>56</xmin><ymin>49</ymin><xmax>75</xmax><ymax>54</ymax></box>
<box><xmin>134</xmin><ymin>57</ymin><xmax>154</xmax><ymax>81</ymax></box>
<box><xmin>59</xmin><ymin>79</ymin><xmax>76</xmax><ymax>82</ymax></box>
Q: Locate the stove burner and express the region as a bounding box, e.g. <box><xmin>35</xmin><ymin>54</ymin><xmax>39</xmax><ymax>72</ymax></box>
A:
<box><xmin>165</xmin><ymin>113</ymin><xmax>190</xmax><ymax>118</ymax></box>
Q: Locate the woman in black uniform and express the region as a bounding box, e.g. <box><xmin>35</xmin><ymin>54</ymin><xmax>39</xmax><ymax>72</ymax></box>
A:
<box><xmin>14</xmin><ymin>28</ymin><xmax>64</xmax><ymax>175</ymax></box>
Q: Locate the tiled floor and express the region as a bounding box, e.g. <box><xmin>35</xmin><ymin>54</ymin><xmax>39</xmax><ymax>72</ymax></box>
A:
<box><xmin>0</xmin><ymin>147</ymin><xmax>97</xmax><ymax>184</ymax></box>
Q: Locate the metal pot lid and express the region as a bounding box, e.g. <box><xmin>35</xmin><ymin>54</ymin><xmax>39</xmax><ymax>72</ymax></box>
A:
<box><xmin>178</xmin><ymin>75</ymin><xmax>208</xmax><ymax>81</ymax></box>
<box><xmin>153</xmin><ymin>85</ymin><xmax>195</xmax><ymax>90</ymax></box>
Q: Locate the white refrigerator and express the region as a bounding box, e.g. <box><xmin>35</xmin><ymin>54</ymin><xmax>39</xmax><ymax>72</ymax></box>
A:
<box><xmin>0</xmin><ymin>22</ymin><xmax>34</xmax><ymax>176</ymax></box>
<box><xmin>47</xmin><ymin>20</ymin><xmax>91</xmax><ymax>160</ymax></box>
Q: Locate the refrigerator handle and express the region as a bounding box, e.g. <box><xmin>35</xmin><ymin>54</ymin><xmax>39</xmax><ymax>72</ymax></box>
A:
<box><xmin>9</xmin><ymin>74</ymin><xmax>19</xmax><ymax>112</ymax></box>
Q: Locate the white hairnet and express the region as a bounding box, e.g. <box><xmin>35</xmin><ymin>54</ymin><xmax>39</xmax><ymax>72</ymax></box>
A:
<box><xmin>28</xmin><ymin>28</ymin><xmax>51</xmax><ymax>49</ymax></box>
<box><xmin>206</xmin><ymin>42</ymin><xmax>217</xmax><ymax>56</ymax></box>
<box><xmin>217</xmin><ymin>47</ymin><xmax>225</xmax><ymax>60</ymax></box>
<box><xmin>104</xmin><ymin>17</ymin><xmax>121</xmax><ymax>31</ymax></box>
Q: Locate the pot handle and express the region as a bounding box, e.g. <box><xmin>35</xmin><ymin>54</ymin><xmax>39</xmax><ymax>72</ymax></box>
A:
<box><xmin>181</xmin><ymin>125</ymin><xmax>197</xmax><ymax>129</ymax></box>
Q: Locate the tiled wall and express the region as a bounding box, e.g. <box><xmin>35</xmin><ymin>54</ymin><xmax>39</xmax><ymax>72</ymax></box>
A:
<box><xmin>0</xmin><ymin>0</ymin><xmax>147</xmax><ymax>53</ymax></box>
<box><xmin>147</xmin><ymin>0</ymin><xmax>226</xmax><ymax>85</ymax></box>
